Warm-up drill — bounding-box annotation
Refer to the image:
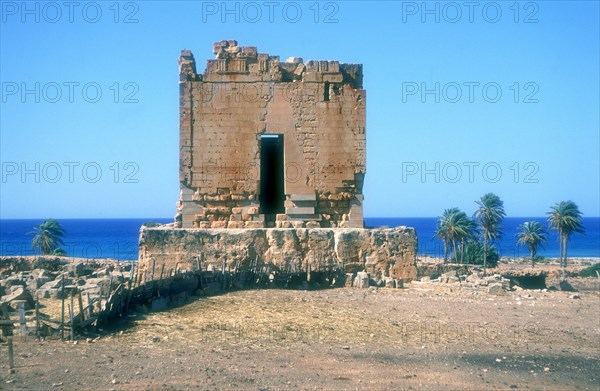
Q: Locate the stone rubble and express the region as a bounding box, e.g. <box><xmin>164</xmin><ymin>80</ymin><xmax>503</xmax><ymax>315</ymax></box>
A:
<box><xmin>0</xmin><ymin>257</ymin><xmax>129</xmax><ymax>311</ymax></box>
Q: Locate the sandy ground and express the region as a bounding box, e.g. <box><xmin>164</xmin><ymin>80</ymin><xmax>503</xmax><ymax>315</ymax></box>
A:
<box><xmin>1</xmin><ymin>277</ymin><xmax>599</xmax><ymax>391</ymax></box>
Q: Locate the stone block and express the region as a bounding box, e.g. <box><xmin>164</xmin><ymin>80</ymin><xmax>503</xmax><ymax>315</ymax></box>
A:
<box><xmin>285</xmin><ymin>56</ymin><xmax>303</xmax><ymax>63</ymax></box>
<box><xmin>286</xmin><ymin>214</ymin><xmax>322</xmax><ymax>221</ymax></box>
<box><xmin>323</xmin><ymin>73</ymin><xmax>343</xmax><ymax>83</ymax></box>
<box><xmin>2</xmin><ymin>287</ymin><xmax>35</xmax><ymax>309</ymax></box>
<box><xmin>327</xmin><ymin>61</ymin><xmax>340</xmax><ymax>73</ymax></box>
<box><xmin>384</xmin><ymin>277</ymin><xmax>396</xmax><ymax>288</ymax></box>
<box><xmin>487</xmin><ymin>283</ymin><xmax>504</xmax><ymax>295</ymax></box>
<box><xmin>294</xmin><ymin>63</ymin><xmax>305</xmax><ymax>76</ymax></box>
<box><xmin>303</xmin><ymin>72</ymin><xmax>322</xmax><ymax>82</ymax></box>
<box><xmin>286</xmin><ymin>207</ymin><xmax>315</xmax><ymax>215</ymax></box>
<box><xmin>345</xmin><ymin>273</ymin><xmax>354</xmax><ymax>287</ymax></box>
<box><xmin>354</xmin><ymin>272</ymin><xmax>370</xmax><ymax>288</ymax></box>
<box><xmin>290</xmin><ymin>193</ymin><xmax>317</xmax><ymax>201</ymax></box>
<box><xmin>244</xmin><ymin>221</ymin><xmax>264</xmax><ymax>228</ymax></box>
<box><xmin>240</xmin><ymin>46</ymin><xmax>257</xmax><ymax>58</ymax></box>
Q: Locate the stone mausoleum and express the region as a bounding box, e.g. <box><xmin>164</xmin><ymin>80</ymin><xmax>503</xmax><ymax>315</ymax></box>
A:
<box><xmin>138</xmin><ymin>41</ymin><xmax>417</xmax><ymax>281</ymax></box>
<box><xmin>175</xmin><ymin>40</ymin><xmax>365</xmax><ymax>229</ymax></box>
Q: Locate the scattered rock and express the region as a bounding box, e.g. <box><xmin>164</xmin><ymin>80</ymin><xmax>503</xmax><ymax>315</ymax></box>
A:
<box><xmin>354</xmin><ymin>272</ymin><xmax>370</xmax><ymax>289</ymax></box>
<box><xmin>559</xmin><ymin>280</ymin><xmax>578</xmax><ymax>292</ymax></box>
<box><xmin>487</xmin><ymin>283</ymin><xmax>505</xmax><ymax>295</ymax></box>
<box><xmin>1</xmin><ymin>285</ymin><xmax>35</xmax><ymax>309</ymax></box>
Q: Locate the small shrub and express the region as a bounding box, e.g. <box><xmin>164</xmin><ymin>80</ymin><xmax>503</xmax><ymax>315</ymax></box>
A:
<box><xmin>579</xmin><ymin>263</ymin><xmax>600</xmax><ymax>277</ymax></box>
<box><xmin>458</xmin><ymin>240</ymin><xmax>499</xmax><ymax>267</ymax></box>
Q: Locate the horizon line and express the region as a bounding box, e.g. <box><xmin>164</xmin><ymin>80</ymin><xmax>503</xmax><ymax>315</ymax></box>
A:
<box><xmin>1</xmin><ymin>216</ymin><xmax>599</xmax><ymax>220</ymax></box>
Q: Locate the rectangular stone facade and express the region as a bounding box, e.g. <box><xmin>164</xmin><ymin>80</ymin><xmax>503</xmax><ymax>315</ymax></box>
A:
<box><xmin>175</xmin><ymin>40</ymin><xmax>366</xmax><ymax>229</ymax></box>
<box><xmin>138</xmin><ymin>227</ymin><xmax>417</xmax><ymax>282</ymax></box>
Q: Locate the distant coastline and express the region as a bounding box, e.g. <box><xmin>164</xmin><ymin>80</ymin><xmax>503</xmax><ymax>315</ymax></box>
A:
<box><xmin>1</xmin><ymin>217</ymin><xmax>599</xmax><ymax>260</ymax></box>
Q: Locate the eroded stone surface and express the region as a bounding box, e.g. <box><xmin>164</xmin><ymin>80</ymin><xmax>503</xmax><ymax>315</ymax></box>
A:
<box><xmin>176</xmin><ymin>40</ymin><xmax>366</xmax><ymax>229</ymax></box>
<box><xmin>138</xmin><ymin>227</ymin><xmax>417</xmax><ymax>282</ymax></box>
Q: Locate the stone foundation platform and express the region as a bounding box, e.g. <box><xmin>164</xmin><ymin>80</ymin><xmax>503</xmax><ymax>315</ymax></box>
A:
<box><xmin>138</xmin><ymin>227</ymin><xmax>417</xmax><ymax>282</ymax></box>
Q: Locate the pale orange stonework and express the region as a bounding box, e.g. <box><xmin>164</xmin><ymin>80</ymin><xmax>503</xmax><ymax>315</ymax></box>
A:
<box><xmin>175</xmin><ymin>40</ymin><xmax>366</xmax><ymax>229</ymax></box>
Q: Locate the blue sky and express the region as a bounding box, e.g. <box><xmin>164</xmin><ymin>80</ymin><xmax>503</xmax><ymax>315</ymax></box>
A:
<box><xmin>1</xmin><ymin>1</ymin><xmax>599</xmax><ymax>218</ymax></box>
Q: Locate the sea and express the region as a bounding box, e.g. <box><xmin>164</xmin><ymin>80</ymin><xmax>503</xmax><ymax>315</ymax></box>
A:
<box><xmin>1</xmin><ymin>217</ymin><xmax>598</xmax><ymax>261</ymax></box>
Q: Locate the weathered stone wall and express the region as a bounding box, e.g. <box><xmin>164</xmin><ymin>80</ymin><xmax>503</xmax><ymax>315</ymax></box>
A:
<box><xmin>176</xmin><ymin>40</ymin><xmax>366</xmax><ymax>229</ymax></box>
<box><xmin>138</xmin><ymin>227</ymin><xmax>417</xmax><ymax>282</ymax></box>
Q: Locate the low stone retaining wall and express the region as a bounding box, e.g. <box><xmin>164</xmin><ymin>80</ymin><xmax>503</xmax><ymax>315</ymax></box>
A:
<box><xmin>138</xmin><ymin>227</ymin><xmax>417</xmax><ymax>282</ymax></box>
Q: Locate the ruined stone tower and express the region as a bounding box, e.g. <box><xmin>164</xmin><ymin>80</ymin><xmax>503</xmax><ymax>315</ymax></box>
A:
<box><xmin>137</xmin><ymin>41</ymin><xmax>417</xmax><ymax>283</ymax></box>
<box><xmin>175</xmin><ymin>40</ymin><xmax>366</xmax><ymax>229</ymax></box>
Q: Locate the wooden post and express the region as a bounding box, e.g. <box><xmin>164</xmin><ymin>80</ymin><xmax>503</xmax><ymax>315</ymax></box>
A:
<box><xmin>198</xmin><ymin>261</ymin><xmax>203</xmax><ymax>291</ymax></box>
<box><xmin>107</xmin><ymin>275</ymin><xmax>113</xmax><ymax>300</ymax></box>
<box><xmin>7</xmin><ymin>336</ymin><xmax>14</xmax><ymax>371</ymax></box>
<box><xmin>60</xmin><ymin>275</ymin><xmax>65</xmax><ymax>340</ymax></box>
<box><xmin>98</xmin><ymin>282</ymin><xmax>103</xmax><ymax>313</ymax></box>
<box><xmin>221</xmin><ymin>259</ymin><xmax>226</xmax><ymax>290</ymax></box>
<box><xmin>124</xmin><ymin>265</ymin><xmax>135</xmax><ymax>314</ymax></box>
<box><xmin>68</xmin><ymin>301</ymin><xmax>74</xmax><ymax>341</ymax></box>
<box><xmin>35</xmin><ymin>293</ymin><xmax>40</xmax><ymax>338</ymax></box>
<box><xmin>71</xmin><ymin>292</ymin><xmax>75</xmax><ymax>336</ymax></box>
<box><xmin>16</xmin><ymin>301</ymin><xmax>26</xmax><ymax>337</ymax></box>
<box><xmin>86</xmin><ymin>292</ymin><xmax>92</xmax><ymax>317</ymax></box>
<box><xmin>77</xmin><ymin>290</ymin><xmax>85</xmax><ymax>323</ymax></box>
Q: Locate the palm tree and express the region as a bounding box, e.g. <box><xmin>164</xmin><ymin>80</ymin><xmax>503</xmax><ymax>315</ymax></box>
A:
<box><xmin>516</xmin><ymin>221</ymin><xmax>548</xmax><ymax>267</ymax></box>
<box><xmin>547</xmin><ymin>201</ymin><xmax>585</xmax><ymax>279</ymax></box>
<box><xmin>442</xmin><ymin>209</ymin><xmax>477</xmax><ymax>264</ymax></box>
<box><xmin>30</xmin><ymin>219</ymin><xmax>66</xmax><ymax>255</ymax></box>
<box><xmin>474</xmin><ymin>193</ymin><xmax>506</xmax><ymax>274</ymax></box>
<box><xmin>434</xmin><ymin>208</ymin><xmax>459</xmax><ymax>263</ymax></box>
<box><xmin>458</xmin><ymin>217</ymin><xmax>478</xmax><ymax>264</ymax></box>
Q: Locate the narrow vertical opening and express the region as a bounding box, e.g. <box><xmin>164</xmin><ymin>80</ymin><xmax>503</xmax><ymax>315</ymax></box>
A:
<box><xmin>259</xmin><ymin>134</ymin><xmax>285</xmax><ymax>215</ymax></box>
<box><xmin>324</xmin><ymin>81</ymin><xmax>330</xmax><ymax>101</ymax></box>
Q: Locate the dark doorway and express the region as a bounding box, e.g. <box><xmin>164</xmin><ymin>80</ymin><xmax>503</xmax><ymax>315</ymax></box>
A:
<box><xmin>260</xmin><ymin>134</ymin><xmax>285</xmax><ymax>214</ymax></box>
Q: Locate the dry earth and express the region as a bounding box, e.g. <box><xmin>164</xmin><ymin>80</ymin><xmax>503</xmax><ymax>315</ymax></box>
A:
<box><xmin>1</xmin><ymin>278</ymin><xmax>599</xmax><ymax>391</ymax></box>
